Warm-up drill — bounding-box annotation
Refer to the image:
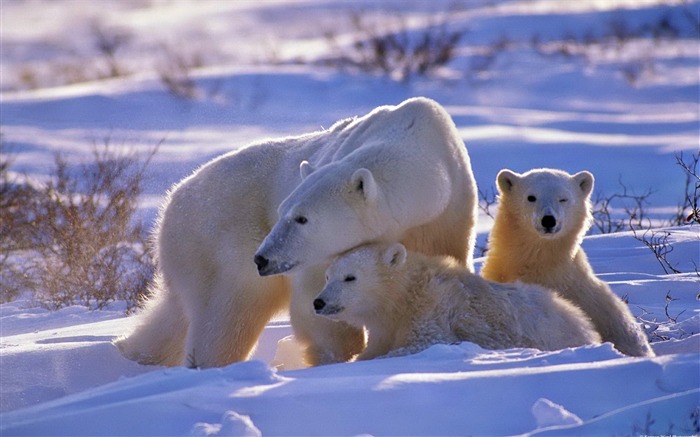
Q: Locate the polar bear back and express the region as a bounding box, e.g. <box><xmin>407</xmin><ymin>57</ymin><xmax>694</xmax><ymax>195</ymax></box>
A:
<box><xmin>426</xmin><ymin>264</ymin><xmax>600</xmax><ymax>352</ymax></box>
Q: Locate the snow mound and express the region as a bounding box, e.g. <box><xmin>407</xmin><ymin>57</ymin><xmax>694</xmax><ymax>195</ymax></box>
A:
<box><xmin>531</xmin><ymin>398</ymin><xmax>583</xmax><ymax>428</ymax></box>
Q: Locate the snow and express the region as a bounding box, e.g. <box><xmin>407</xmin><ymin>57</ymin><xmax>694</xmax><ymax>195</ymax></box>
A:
<box><xmin>1</xmin><ymin>0</ymin><xmax>699</xmax><ymax>435</ymax></box>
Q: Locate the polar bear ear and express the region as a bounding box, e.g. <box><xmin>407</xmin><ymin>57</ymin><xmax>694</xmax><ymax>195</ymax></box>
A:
<box><xmin>351</xmin><ymin>168</ymin><xmax>377</xmax><ymax>202</ymax></box>
<box><xmin>496</xmin><ymin>169</ymin><xmax>520</xmax><ymax>194</ymax></box>
<box><xmin>382</xmin><ymin>243</ymin><xmax>407</xmax><ymax>268</ymax></box>
<box><xmin>573</xmin><ymin>171</ymin><xmax>594</xmax><ymax>198</ymax></box>
<box><xmin>300</xmin><ymin>160</ymin><xmax>315</xmax><ymax>180</ymax></box>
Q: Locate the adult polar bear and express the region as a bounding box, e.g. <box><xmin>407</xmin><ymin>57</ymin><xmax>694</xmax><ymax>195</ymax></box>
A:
<box><xmin>116</xmin><ymin>97</ymin><xmax>478</xmax><ymax>368</ymax></box>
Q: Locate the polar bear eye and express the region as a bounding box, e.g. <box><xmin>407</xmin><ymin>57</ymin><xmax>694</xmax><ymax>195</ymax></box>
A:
<box><xmin>560</xmin><ymin>198</ymin><xmax>568</xmax><ymax>203</ymax></box>
<box><xmin>294</xmin><ymin>216</ymin><xmax>308</xmax><ymax>225</ymax></box>
<box><xmin>527</xmin><ymin>195</ymin><xmax>537</xmax><ymax>202</ymax></box>
<box><xmin>344</xmin><ymin>275</ymin><xmax>356</xmax><ymax>282</ymax></box>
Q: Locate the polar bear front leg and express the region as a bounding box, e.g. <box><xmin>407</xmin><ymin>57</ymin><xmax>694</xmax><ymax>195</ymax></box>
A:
<box><xmin>290</xmin><ymin>267</ymin><xmax>366</xmax><ymax>366</ymax></box>
<box><xmin>182</xmin><ymin>273</ymin><xmax>291</xmax><ymax>368</ymax></box>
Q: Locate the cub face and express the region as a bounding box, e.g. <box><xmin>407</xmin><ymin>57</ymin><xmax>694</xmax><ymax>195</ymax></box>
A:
<box><xmin>497</xmin><ymin>168</ymin><xmax>594</xmax><ymax>239</ymax></box>
<box><xmin>313</xmin><ymin>243</ymin><xmax>407</xmax><ymax>325</ymax></box>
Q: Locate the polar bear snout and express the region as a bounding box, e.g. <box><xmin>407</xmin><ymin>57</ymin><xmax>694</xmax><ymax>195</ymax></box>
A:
<box><xmin>254</xmin><ymin>254</ymin><xmax>269</xmax><ymax>271</ymax></box>
<box><xmin>541</xmin><ymin>215</ymin><xmax>557</xmax><ymax>233</ymax></box>
<box><xmin>314</xmin><ymin>284</ymin><xmax>345</xmax><ymax>316</ymax></box>
<box><xmin>314</xmin><ymin>297</ymin><xmax>343</xmax><ymax>316</ymax></box>
<box><xmin>534</xmin><ymin>205</ymin><xmax>562</xmax><ymax>236</ymax></box>
<box><xmin>253</xmin><ymin>252</ymin><xmax>297</xmax><ymax>276</ymax></box>
<box><xmin>313</xmin><ymin>298</ymin><xmax>326</xmax><ymax>311</ymax></box>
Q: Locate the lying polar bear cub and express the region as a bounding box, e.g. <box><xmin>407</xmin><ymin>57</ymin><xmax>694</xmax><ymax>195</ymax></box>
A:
<box><xmin>314</xmin><ymin>243</ymin><xmax>601</xmax><ymax>360</ymax></box>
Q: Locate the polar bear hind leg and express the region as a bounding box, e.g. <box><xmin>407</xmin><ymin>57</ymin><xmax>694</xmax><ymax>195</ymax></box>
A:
<box><xmin>114</xmin><ymin>275</ymin><xmax>188</xmax><ymax>366</ymax></box>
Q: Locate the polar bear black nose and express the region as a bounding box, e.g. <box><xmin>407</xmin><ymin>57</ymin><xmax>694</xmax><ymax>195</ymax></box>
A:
<box><xmin>313</xmin><ymin>298</ymin><xmax>326</xmax><ymax>311</ymax></box>
<box><xmin>254</xmin><ymin>254</ymin><xmax>269</xmax><ymax>271</ymax></box>
<box><xmin>541</xmin><ymin>215</ymin><xmax>557</xmax><ymax>231</ymax></box>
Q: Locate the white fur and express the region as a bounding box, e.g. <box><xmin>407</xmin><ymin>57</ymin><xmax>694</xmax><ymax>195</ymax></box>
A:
<box><xmin>115</xmin><ymin>97</ymin><xmax>478</xmax><ymax>367</ymax></box>
<box><xmin>314</xmin><ymin>243</ymin><xmax>601</xmax><ymax>360</ymax></box>
<box><xmin>481</xmin><ymin>168</ymin><xmax>654</xmax><ymax>357</ymax></box>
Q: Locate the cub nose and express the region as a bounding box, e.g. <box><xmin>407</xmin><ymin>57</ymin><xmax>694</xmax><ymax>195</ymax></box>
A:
<box><xmin>313</xmin><ymin>298</ymin><xmax>326</xmax><ymax>312</ymax></box>
<box><xmin>541</xmin><ymin>215</ymin><xmax>557</xmax><ymax>231</ymax></box>
<box><xmin>254</xmin><ymin>254</ymin><xmax>269</xmax><ymax>271</ymax></box>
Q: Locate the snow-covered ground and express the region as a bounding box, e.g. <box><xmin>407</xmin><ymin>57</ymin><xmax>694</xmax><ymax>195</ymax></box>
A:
<box><xmin>1</xmin><ymin>0</ymin><xmax>698</xmax><ymax>435</ymax></box>
<box><xmin>1</xmin><ymin>227</ymin><xmax>699</xmax><ymax>435</ymax></box>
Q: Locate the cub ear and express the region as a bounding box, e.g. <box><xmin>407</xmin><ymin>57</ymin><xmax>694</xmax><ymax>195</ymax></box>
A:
<box><xmin>300</xmin><ymin>160</ymin><xmax>315</xmax><ymax>180</ymax></box>
<box><xmin>350</xmin><ymin>168</ymin><xmax>377</xmax><ymax>202</ymax></box>
<box><xmin>496</xmin><ymin>169</ymin><xmax>520</xmax><ymax>194</ymax></box>
<box><xmin>382</xmin><ymin>243</ymin><xmax>407</xmax><ymax>268</ymax></box>
<box><xmin>573</xmin><ymin>171</ymin><xmax>594</xmax><ymax>198</ymax></box>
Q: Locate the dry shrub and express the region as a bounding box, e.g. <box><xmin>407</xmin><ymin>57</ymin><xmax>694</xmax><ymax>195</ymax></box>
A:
<box><xmin>673</xmin><ymin>151</ymin><xmax>700</xmax><ymax>225</ymax></box>
<box><xmin>0</xmin><ymin>139</ymin><xmax>158</xmax><ymax>311</ymax></box>
<box><xmin>90</xmin><ymin>20</ymin><xmax>132</xmax><ymax>78</ymax></box>
<box><xmin>156</xmin><ymin>43</ymin><xmax>204</xmax><ymax>99</ymax></box>
<box><xmin>323</xmin><ymin>9</ymin><xmax>464</xmax><ymax>82</ymax></box>
<box><xmin>591</xmin><ymin>180</ymin><xmax>654</xmax><ymax>234</ymax></box>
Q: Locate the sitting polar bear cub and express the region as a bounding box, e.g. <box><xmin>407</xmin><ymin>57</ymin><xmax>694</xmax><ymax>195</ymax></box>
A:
<box><xmin>314</xmin><ymin>243</ymin><xmax>601</xmax><ymax>360</ymax></box>
<box><xmin>480</xmin><ymin>168</ymin><xmax>654</xmax><ymax>357</ymax></box>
